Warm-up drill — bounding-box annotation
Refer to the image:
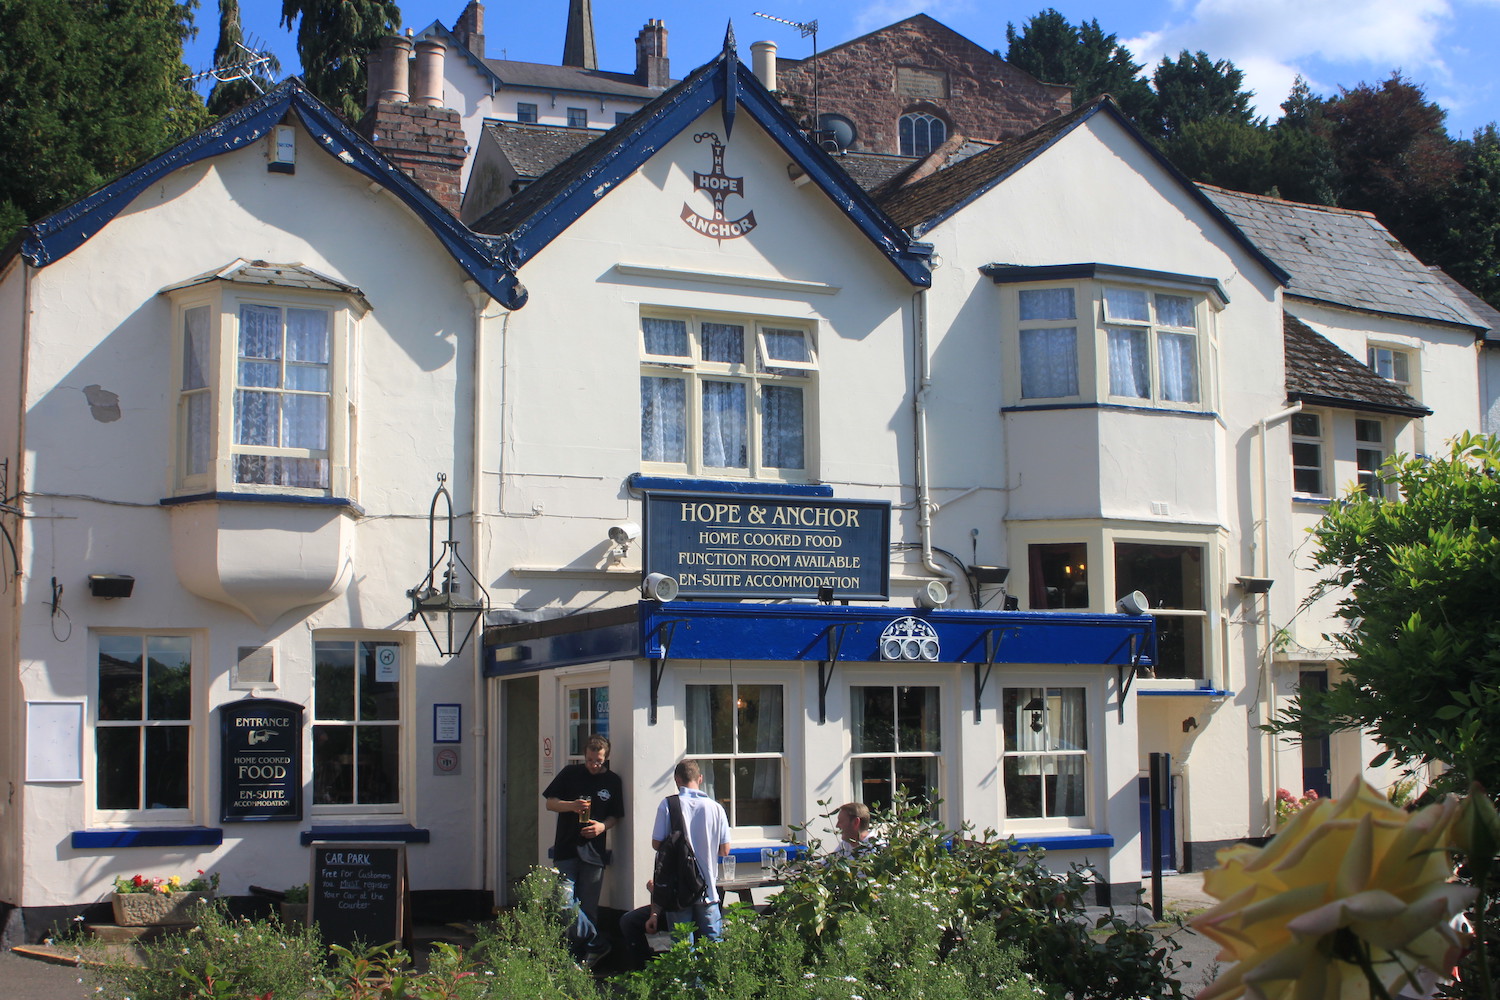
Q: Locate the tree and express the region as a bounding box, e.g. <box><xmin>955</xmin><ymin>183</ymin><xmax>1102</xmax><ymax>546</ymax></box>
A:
<box><xmin>206</xmin><ymin>0</ymin><xmax>280</xmax><ymax>118</ymax></box>
<box><xmin>1003</xmin><ymin>9</ymin><xmax>1155</xmax><ymax>124</ymax></box>
<box><xmin>1268</xmin><ymin>433</ymin><xmax>1500</xmax><ymax>797</ymax></box>
<box><xmin>0</xmin><ymin>0</ymin><xmax>209</xmax><ymax>245</ymax></box>
<box><xmin>279</xmin><ymin>0</ymin><xmax>399</xmax><ymax>120</ymax></box>
<box><xmin>1148</xmin><ymin>50</ymin><xmax>1256</xmax><ymax>142</ymax></box>
<box><xmin>1432</xmin><ymin>123</ymin><xmax>1500</xmax><ymax>310</ymax></box>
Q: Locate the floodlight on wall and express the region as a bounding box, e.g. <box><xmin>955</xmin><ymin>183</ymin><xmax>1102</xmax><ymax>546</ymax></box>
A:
<box><xmin>603</xmin><ymin>521</ymin><xmax>639</xmax><ymax>560</ymax></box>
<box><xmin>1235</xmin><ymin>576</ymin><xmax>1274</xmax><ymax>594</ymax></box>
<box><xmin>1116</xmin><ymin>590</ymin><xmax>1150</xmax><ymax>616</ymax></box>
<box><xmin>87</xmin><ymin>574</ymin><xmax>135</xmax><ymax>599</ymax></box>
<box><xmin>914</xmin><ymin>580</ymin><xmax>949</xmax><ymax>609</ymax></box>
<box><xmin>642</xmin><ymin>573</ymin><xmax>679</xmax><ymax>602</ymax></box>
<box><xmin>407</xmin><ymin>473</ymin><xmax>489</xmax><ymax>657</ymax></box>
<box><xmin>968</xmin><ymin>565</ymin><xmax>1009</xmax><ymax>585</ymax></box>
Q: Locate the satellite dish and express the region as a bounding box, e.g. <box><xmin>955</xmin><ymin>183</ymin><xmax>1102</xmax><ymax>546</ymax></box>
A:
<box><xmin>817</xmin><ymin>113</ymin><xmax>857</xmax><ymax>152</ymax></box>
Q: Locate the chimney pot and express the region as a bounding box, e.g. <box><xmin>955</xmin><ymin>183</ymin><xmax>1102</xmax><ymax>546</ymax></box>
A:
<box><xmin>412</xmin><ymin>38</ymin><xmax>447</xmax><ymax>107</ymax></box>
<box><xmin>379</xmin><ymin>34</ymin><xmax>413</xmax><ymax>104</ymax></box>
<box><xmin>751</xmin><ymin>40</ymin><xmax>777</xmax><ymax>91</ymax></box>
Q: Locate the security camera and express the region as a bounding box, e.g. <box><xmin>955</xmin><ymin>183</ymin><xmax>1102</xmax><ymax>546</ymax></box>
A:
<box><xmin>608</xmin><ymin>522</ymin><xmax>640</xmax><ymax>545</ymax></box>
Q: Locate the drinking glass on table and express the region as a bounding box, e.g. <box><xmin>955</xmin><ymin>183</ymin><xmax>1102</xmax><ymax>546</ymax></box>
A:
<box><xmin>720</xmin><ymin>856</ymin><xmax>736</xmax><ymax>882</ymax></box>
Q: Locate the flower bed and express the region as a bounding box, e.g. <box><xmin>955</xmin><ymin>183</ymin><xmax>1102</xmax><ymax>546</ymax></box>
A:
<box><xmin>112</xmin><ymin>890</ymin><xmax>213</xmax><ymax>926</ymax></box>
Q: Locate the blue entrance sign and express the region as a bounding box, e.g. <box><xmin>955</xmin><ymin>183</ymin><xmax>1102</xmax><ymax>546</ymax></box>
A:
<box><xmin>644</xmin><ymin>492</ymin><xmax>890</xmax><ymax>600</ymax></box>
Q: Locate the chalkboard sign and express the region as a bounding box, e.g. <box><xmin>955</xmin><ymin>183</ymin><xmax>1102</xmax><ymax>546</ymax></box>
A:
<box><xmin>219</xmin><ymin>698</ymin><xmax>302</xmax><ymax>822</ymax></box>
<box><xmin>309</xmin><ymin>842</ymin><xmax>408</xmax><ymax>951</ymax></box>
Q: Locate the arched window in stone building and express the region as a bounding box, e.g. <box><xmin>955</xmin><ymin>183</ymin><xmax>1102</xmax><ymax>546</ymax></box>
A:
<box><xmin>899</xmin><ymin>112</ymin><xmax>947</xmax><ymax>156</ymax></box>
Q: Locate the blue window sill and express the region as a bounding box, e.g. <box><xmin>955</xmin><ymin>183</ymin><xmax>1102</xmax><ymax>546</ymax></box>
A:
<box><xmin>161</xmin><ymin>492</ymin><xmax>365</xmax><ymax>515</ymax></box>
<box><xmin>1010</xmin><ymin>834</ymin><xmax>1114</xmax><ymax>852</ymax></box>
<box><xmin>1137</xmin><ymin>688</ymin><xmax>1233</xmax><ymax>697</ymax></box>
<box><xmin>300</xmin><ymin>824</ymin><xmax>430</xmax><ymax>845</ymax></box>
<box><xmin>627</xmin><ymin>474</ymin><xmax>832</xmax><ymax>498</ymax></box>
<box><xmin>71</xmin><ymin>827</ymin><xmax>224</xmax><ymax>849</ymax></box>
<box><xmin>726</xmin><ymin>845</ymin><xmax>808</xmax><ymax>864</ymax></box>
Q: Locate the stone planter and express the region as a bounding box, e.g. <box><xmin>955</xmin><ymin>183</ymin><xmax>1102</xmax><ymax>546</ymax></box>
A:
<box><xmin>111</xmin><ymin>891</ymin><xmax>213</xmax><ymax>926</ymax></box>
<box><xmin>279</xmin><ymin>901</ymin><xmax>309</xmax><ymax>926</ymax></box>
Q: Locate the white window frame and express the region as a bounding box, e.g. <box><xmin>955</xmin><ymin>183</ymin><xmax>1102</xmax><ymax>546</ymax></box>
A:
<box><xmin>1367</xmin><ymin>344</ymin><xmax>1412</xmax><ymax>387</ymax></box>
<box><xmin>566</xmin><ymin>107</ymin><xmax>588</xmax><ymax>128</ymax></box>
<box><xmin>311</xmin><ymin>634</ymin><xmax>409</xmax><ymax>817</ymax></box>
<box><xmin>1291</xmin><ymin>411</ymin><xmax>1327</xmax><ymax>497</ymax></box>
<box><xmin>1355</xmin><ymin>418</ymin><xmax>1386</xmax><ymax>498</ymax></box>
<box><xmin>640</xmin><ymin>310</ymin><xmax>818</xmax><ymax>481</ymax></box>
<box><xmin>684</xmin><ymin>678</ymin><xmax>787</xmax><ymax>837</ymax></box>
<box><xmin>91</xmin><ymin>630</ymin><xmax>203</xmax><ymax>825</ymax></box>
<box><xmin>168</xmin><ymin>282</ymin><xmax>359</xmax><ymax>498</ymax></box>
<box><xmin>1113</xmin><ymin>538</ymin><xmax>1211</xmax><ymax>683</ymax></box>
<box><xmin>563</xmin><ymin>682</ymin><xmax>611</xmax><ymax>765</ymax></box>
<box><xmin>848</xmin><ymin>682</ymin><xmax>944</xmax><ymax>818</ymax></box>
<box><xmin>1000</xmin><ymin>683</ymin><xmax>1092</xmax><ymax>829</ymax></box>
<box><xmin>1004</xmin><ymin>280</ymin><xmax>1215</xmax><ymax>411</ymax></box>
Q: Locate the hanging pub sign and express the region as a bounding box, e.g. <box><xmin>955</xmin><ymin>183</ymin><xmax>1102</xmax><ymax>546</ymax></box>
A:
<box><xmin>219</xmin><ymin>698</ymin><xmax>302</xmax><ymax>822</ymax></box>
<box><xmin>681</xmin><ymin>132</ymin><xmax>757</xmax><ymax>241</ymax></box>
<box><xmin>644</xmin><ymin>492</ymin><xmax>890</xmax><ymax>600</ymax></box>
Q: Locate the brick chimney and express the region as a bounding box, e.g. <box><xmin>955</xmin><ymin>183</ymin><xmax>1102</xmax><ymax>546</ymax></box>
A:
<box><xmin>357</xmin><ymin>34</ymin><xmax>465</xmax><ymax>215</ymax></box>
<box><xmin>635</xmin><ymin>19</ymin><xmax>669</xmax><ymax>88</ymax></box>
<box><xmin>452</xmin><ymin>1</ymin><xmax>485</xmax><ymax>58</ymax></box>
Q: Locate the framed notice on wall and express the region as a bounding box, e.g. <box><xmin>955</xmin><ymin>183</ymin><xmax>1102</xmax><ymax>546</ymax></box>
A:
<box><xmin>26</xmin><ymin>701</ymin><xmax>84</xmax><ymax>783</ymax></box>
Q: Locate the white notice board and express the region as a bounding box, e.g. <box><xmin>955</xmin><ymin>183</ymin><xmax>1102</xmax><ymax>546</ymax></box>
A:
<box><xmin>26</xmin><ymin>701</ymin><xmax>84</xmax><ymax>783</ymax></box>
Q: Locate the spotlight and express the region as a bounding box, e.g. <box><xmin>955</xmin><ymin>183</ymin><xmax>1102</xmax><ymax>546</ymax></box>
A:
<box><xmin>1116</xmin><ymin>591</ymin><xmax>1149</xmax><ymax>615</ymax></box>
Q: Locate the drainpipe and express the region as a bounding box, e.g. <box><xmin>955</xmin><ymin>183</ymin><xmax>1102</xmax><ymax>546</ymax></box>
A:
<box><xmin>912</xmin><ymin>290</ymin><xmax>953</xmax><ymax>594</ymax></box>
<box><xmin>466</xmin><ymin>281</ymin><xmax>492</xmax><ymax>896</ymax></box>
<box><xmin>1255</xmin><ymin>401</ymin><xmax>1301</xmax><ymax>833</ymax></box>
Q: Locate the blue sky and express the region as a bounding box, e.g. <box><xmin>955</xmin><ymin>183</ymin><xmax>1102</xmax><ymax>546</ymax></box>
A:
<box><xmin>188</xmin><ymin>0</ymin><xmax>1499</xmax><ymax>137</ymax></box>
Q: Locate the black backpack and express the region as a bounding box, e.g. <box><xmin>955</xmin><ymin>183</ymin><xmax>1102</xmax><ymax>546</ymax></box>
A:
<box><xmin>651</xmin><ymin>793</ymin><xmax>709</xmax><ymax>911</ymax></box>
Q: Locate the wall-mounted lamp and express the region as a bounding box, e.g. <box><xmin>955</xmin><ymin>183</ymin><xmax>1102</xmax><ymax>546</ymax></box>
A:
<box><xmin>1024</xmin><ymin>696</ymin><xmax>1045</xmax><ymax>732</ymax></box>
<box><xmin>88</xmin><ymin>574</ymin><xmax>135</xmax><ymax>599</ymax></box>
<box><xmin>1116</xmin><ymin>590</ymin><xmax>1150</xmax><ymax>615</ymax></box>
<box><xmin>914</xmin><ymin>579</ymin><xmax>949</xmax><ymax>609</ymax></box>
<box><xmin>1235</xmin><ymin>576</ymin><xmax>1274</xmax><ymax>594</ymax></box>
<box><xmin>968</xmin><ymin>565</ymin><xmax>1009</xmax><ymax>585</ymax></box>
<box><xmin>407</xmin><ymin>474</ymin><xmax>489</xmax><ymax>657</ymax></box>
<box><xmin>642</xmin><ymin>572</ymin><xmax>679</xmax><ymax>602</ymax></box>
<box><xmin>608</xmin><ymin>521</ymin><xmax>640</xmax><ymax>560</ymax></box>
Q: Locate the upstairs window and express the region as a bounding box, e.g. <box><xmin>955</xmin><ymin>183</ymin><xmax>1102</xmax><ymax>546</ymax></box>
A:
<box><xmin>1367</xmin><ymin>345</ymin><xmax>1411</xmax><ymax>386</ymax></box>
<box><xmin>1291</xmin><ymin>412</ymin><xmax>1325</xmax><ymax>496</ymax></box>
<box><xmin>899</xmin><ymin>112</ymin><xmax>946</xmax><ymax>156</ymax></box>
<box><xmin>1114</xmin><ymin>542</ymin><xmax>1206</xmax><ymax>680</ymax></box>
<box><xmin>640</xmin><ymin>311</ymin><xmax>816</xmax><ymax>480</ymax></box>
<box><xmin>567</xmin><ymin>107</ymin><xmax>587</xmax><ymax>128</ymax></box>
<box><xmin>1103</xmin><ymin>288</ymin><xmax>1199</xmax><ymax>404</ymax></box>
<box><xmin>516</xmin><ymin>102</ymin><xmax>538</xmax><ymax>123</ymax></box>
<box><xmin>167</xmin><ymin>264</ymin><xmax>361</xmax><ymax>497</ymax></box>
<box><xmin>1018</xmin><ymin>288</ymin><xmax>1079</xmax><ymax>399</ymax></box>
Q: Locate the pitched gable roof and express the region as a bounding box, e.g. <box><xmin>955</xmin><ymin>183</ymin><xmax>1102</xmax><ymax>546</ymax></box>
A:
<box><xmin>17</xmin><ymin>79</ymin><xmax>526</xmax><ymax>309</ymax></box>
<box><xmin>471</xmin><ymin>35</ymin><xmax>932</xmax><ymax>286</ymax></box>
<box><xmin>1284</xmin><ymin>314</ymin><xmax>1430</xmax><ymax>416</ymax></box>
<box><xmin>1203</xmin><ymin>185</ymin><xmax>1484</xmax><ymax>334</ymax></box>
<box><xmin>872</xmin><ymin>98</ymin><xmax>1290</xmax><ymax>285</ymax></box>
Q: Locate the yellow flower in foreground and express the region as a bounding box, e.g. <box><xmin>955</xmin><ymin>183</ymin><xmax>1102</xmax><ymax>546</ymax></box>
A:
<box><xmin>1192</xmin><ymin>777</ymin><xmax>1474</xmax><ymax>1000</ymax></box>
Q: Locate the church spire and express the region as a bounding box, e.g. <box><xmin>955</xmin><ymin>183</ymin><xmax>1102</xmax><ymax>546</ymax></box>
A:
<box><xmin>562</xmin><ymin>0</ymin><xmax>597</xmax><ymax>69</ymax></box>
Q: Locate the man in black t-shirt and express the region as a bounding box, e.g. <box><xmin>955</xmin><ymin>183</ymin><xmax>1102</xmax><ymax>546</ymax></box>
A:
<box><xmin>542</xmin><ymin>733</ymin><xmax>623</xmax><ymax>967</ymax></box>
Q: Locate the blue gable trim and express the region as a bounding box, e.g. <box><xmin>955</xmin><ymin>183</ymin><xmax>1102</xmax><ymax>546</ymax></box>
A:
<box><xmin>20</xmin><ymin>80</ymin><xmax>527</xmax><ymax>309</ymax></box>
<box><xmin>491</xmin><ymin>52</ymin><xmax>931</xmax><ymax>286</ymax></box>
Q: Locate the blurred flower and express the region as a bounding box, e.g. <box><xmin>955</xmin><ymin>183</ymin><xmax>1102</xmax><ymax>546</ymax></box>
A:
<box><xmin>1193</xmin><ymin>777</ymin><xmax>1473</xmax><ymax>1000</ymax></box>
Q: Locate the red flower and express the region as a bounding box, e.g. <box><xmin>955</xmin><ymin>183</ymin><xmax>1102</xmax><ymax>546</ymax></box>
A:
<box><xmin>132</xmin><ymin>874</ymin><xmax>146</xmax><ymax>887</ymax></box>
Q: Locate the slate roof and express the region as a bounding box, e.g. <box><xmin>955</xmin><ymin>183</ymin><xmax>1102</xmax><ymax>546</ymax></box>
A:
<box><xmin>471</xmin><ymin>39</ymin><xmax>931</xmax><ymax>286</ymax></box>
<box><xmin>1431</xmin><ymin>268</ymin><xmax>1500</xmax><ymax>342</ymax></box>
<box><xmin>1202</xmin><ymin>186</ymin><xmax>1486</xmax><ymax>333</ymax></box>
<box><xmin>483</xmin><ymin>58</ymin><xmax>669</xmax><ymax>99</ymax></box>
<box><xmin>1283</xmin><ymin>314</ymin><xmax>1431</xmax><ymax>416</ymax></box>
<box><xmin>481</xmin><ymin>121</ymin><xmax>601</xmax><ymax>179</ymax></box>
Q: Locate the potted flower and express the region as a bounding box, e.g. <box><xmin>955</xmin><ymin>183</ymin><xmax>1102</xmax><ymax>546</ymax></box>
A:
<box><xmin>280</xmin><ymin>883</ymin><xmax>310</xmax><ymax>926</ymax></box>
<box><xmin>110</xmin><ymin>870</ymin><xmax>220</xmax><ymax>926</ymax></box>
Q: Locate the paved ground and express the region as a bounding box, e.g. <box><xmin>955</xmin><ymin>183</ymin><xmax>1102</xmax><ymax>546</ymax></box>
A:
<box><xmin>5</xmin><ymin>873</ymin><xmax>1229</xmax><ymax>999</ymax></box>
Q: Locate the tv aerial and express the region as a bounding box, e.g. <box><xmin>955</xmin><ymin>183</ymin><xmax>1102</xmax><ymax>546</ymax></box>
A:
<box><xmin>181</xmin><ymin>36</ymin><xmax>278</xmax><ymax>95</ymax></box>
<box><xmin>754</xmin><ymin>11</ymin><xmax>843</xmax><ymax>151</ymax></box>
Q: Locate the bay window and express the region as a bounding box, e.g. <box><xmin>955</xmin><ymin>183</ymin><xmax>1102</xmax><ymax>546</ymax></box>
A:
<box><xmin>167</xmin><ymin>262</ymin><xmax>362</xmax><ymax>497</ymax></box>
<box><xmin>641</xmin><ymin>311</ymin><xmax>815</xmax><ymax>479</ymax></box>
<box><xmin>1103</xmin><ymin>287</ymin><xmax>1199</xmax><ymax>404</ymax></box>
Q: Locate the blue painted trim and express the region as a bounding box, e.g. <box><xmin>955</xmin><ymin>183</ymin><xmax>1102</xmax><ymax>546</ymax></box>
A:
<box><xmin>1137</xmin><ymin>688</ymin><xmax>1233</xmax><ymax>697</ymax></box>
<box><xmin>981</xmin><ymin>262</ymin><xmax>1229</xmax><ymax>306</ymax></box>
<box><xmin>494</xmin><ymin>55</ymin><xmax>931</xmax><ymax>287</ymax></box>
<box><xmin>160</xmin><ymin>491</ymin><xmax>365</xmax><ymax>515</ymax></box>
<box><xmin>485</xmin><ymin>600</ymin><xmax>1156</xmax><ymax>674</ymax></box>
<box><xmin>20</xmin><ymin>80</ymin><xmax>526</xmax><ymax>309</ymax></box>
<box><xmin>300</xmin><ymin>825</ymin><xmax>430</xmax><ymax>845</ymax></box>
<box><xmin>71</xmin><ymin>827</ymin><xmax>224</xmax><ymax>850</ymax></box>
<box><xmin>1002</xmin><ymin>402</ymin><xmax>1220</xmax><ymax>420</ymax></box>
<box><xmin>726</xmin><ymin>844</ymin><xmax>808</xmax><ymax>864</ymax></box>
<box><xmin>627</xmin><ymin>474</ymin><xmax>834</xmax><ymax>497</ymax></box>
<box><xmin>1010</xmin><ymin>834</ymin><xmax>1114</xmax><ymax>852</ymax></box>
<box><xmin>1292</xmin><ymin>496</ymin><xmax>1331</xmax><ymax>507</ymax></box>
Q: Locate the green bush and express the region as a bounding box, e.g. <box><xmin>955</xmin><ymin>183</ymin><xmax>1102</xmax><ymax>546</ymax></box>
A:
<box><xmin>85</xmin><ymin>899</ymin><xmax>324</xmax><ymax>1000</ymax></box>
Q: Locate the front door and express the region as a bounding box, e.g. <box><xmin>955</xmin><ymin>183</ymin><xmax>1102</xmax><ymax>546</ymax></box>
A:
<box><xmin>1299</xmin><ymin>669</ymin><xmax>1332</xmax><ymax>799</ymax></box>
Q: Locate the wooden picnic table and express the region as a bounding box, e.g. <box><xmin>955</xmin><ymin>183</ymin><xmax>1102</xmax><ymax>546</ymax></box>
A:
<box><xmin>718</xmin><ymin>872</ymin><xmax>786</xmax><ymax>906</ymax></box>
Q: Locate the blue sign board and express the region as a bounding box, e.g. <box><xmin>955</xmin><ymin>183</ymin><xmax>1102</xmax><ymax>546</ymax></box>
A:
<box><xmin>644</xmin><ymin>492</ymin><xmax>891</xmax><ymax>600</ymax></box>
<box><xmin>219</xmin><ymin>698</ymin><xmax>302</xmax><ymax>822</ymax></box>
